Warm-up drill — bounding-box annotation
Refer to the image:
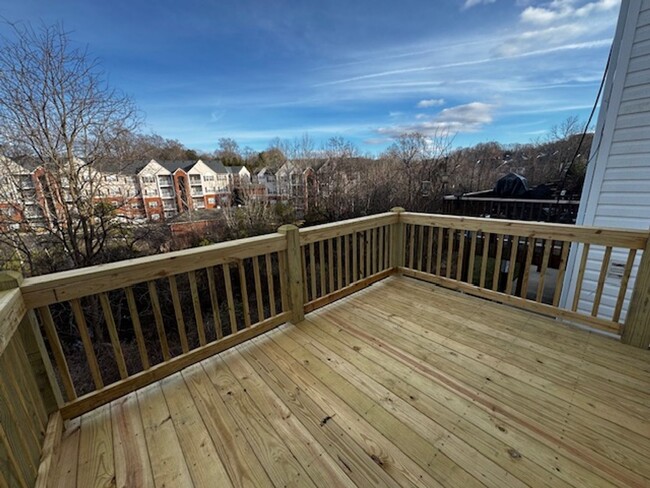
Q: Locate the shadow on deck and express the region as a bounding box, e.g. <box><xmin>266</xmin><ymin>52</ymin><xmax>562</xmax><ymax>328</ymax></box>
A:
<box><xmin>51</xmin><ymin>276</ymin><xmax>650</xmax><ymax>488</ymax></box>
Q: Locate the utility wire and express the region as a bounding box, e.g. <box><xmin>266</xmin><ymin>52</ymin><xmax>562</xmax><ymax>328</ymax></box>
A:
<box><xmin>557</xmin><ymin>45</ymin><xmax>612</xmax><ymax>202</ymax></box>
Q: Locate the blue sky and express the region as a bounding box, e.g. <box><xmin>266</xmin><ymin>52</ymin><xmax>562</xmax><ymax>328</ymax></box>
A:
<box><xmin>0</xmin><ymin>0</ymin><xmax>620</xmax><ymax>154</ymax></box>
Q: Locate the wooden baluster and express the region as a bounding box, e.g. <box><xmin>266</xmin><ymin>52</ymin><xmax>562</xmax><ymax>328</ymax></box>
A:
<box><xmin>552</xmin><ymin>241</ymin><xmax>571</xmax><ymax>307</ymax></box>
<box><xmin>417</xmin><ymin>225</ymin><xmax>424</xmax><ymax>271</ymax></box>
<box><xmin>189</xmin><ymin>271</ymin><xmax>207</xmax><ymax>346</ymax></box>
<box><xmin>378</xmin><ymin>226</ymin><xmax>384</xmax><ymax>272</ymax></box>
<box><xmin>456</xmin><ymin>231</ymin><xmax>466</xmax><ymax>281</ymax></box>
<box><xmin>206</xmin><ymin>267</ymin><xmax>223</xmax><ymax>340</ymax></box>
<box><xmin>70</xmin><ymin>298</ymin><xmax>103</xmax><ymax>389</ymax></box>
<box><xmin>168</xmin><ymin>275</ymin><xmax>189</xmax><ymax>353</ymax></box>
<box><xmin>446</xmin><ymin>229</ymin><xmax>455</xmax><ymax>279</ymax></box>
<box><xmin>360</xmin><ymin>231</ymin><xmax>366</xmax><ymax>278</ymax></box>
<box><xmin>426</xmin><ymin>226</ymin><xmax>434</xmax><ymax>274</ymax></box>
<box><xmin>370</xmin><ymin>228</ymin><xmax>379</xmax><ymax>274</ymax></box>
<box><xmin>385</xmin><ymin>224</ymin><xmax>392</xmax><ymax>269</ymax></box>
<box><xmin>5</xmin><ymin>340</ymin><xmax>43</xmax><ymax>442</ymax></box>
<box><xmin>436</xmin><ymin>227</ymin><xmax>444</xmax><ymax>275</ymax></box>
<box><xmin>319</xmin><ymin>240</ymin><xmax>326</xmax><ymax>296</ymax></box>
<box><xmin>535</xmin><ymin>239</ymin><xmax>552</xmax><ymax>302</ymax></box>
<box><xmin>352</xmin><ymin>231</ymin><xmax>358</xmax><ymax>281</ymax></box>
<box><xmin>613</xmin><ymin>248</ymin><xmax>637</xmax><ymax>322</ymax></box>
<box><xmin>252</xmin><ymin>256</ymin><xmax>264</xmax><ymax>322</ymax></box>
<box><xmin>337</xmin><ymin>236</ymin><xmax>343</xmax><ymax>288</ymax></box>
<box><xmin>345</xmin><ymin>234</ymin><xmax>351</xmax><ymax>285</ymax></box>
<box><xmin>572</xmin><ymin>243</ymin><xmax>590</xmax><ymax>311</ymax></box>
<box><xmin>365</xmin><ymin>229</ymin><xmax>371</xmax><ymax>276</ymax></box>
<box><xmin>265</xmin><ymin>253</ymin><xmax>277</xmax><ymax>317</ymax></box>
<box><xmin>6</xmin><ymin>339</ymin><xmax>46</xmax><ymax>435</ymax></box>
<box><xmin>592</xmin><ymin>246</ymin><xmax>613</xmax><ymax>317</ymax></box>
<box><xmin>124</xmin><ymin>286</ymin><xmax>150</xmax><ymax>370</ymax></box>
<box><xmin>238</xmin><ymin>260</ymin><xmax>251</xmax><ymax>327</ymax></box>
<box><xmin>0</xmin><ymin>421</ymin><xmax>29</xmax><ymax>488</ymax></box>
<box><xmin>505</xmin><ymin>236</ymin><xmax>519</xmax><ymax>295</ymax></box>
<box><xmin>278</xmin><ymin>251</ymin><xmax>290</xmax><ymax>314</ymax></box>
<box><xmin>37</xmin><ymin>306</ymin><xmax>77</xmax><ymax>400</ymax></box>
<box><xmin>408</xmin><ymin>225</ymin><xmax>415</xmax><ymax>269</ymax></box>
<box><xmin>147</xmin><ymin>281</ymin><xmax>171</xmax><ymax>360</ymax></box>
<box><xmin>222</xmin><ymin>264</ymin><xmax>238</xmax><ymax>333</ymax></box>
<box><xmin>99</xmin><ymin>292</ymin><xmax>129</xmax><ymax>379</ymax></box>
<box><xmin>467</xmin><ymin>231</ymin><xmax>477</xmax><ymax>285</ymax></box>
<box><xmin>0</xmin><ymin>383</ymin><xmax>34</xmax><ymax>486</ymax></box>
<box><xmin>520</xmin><ymin>237</ymin><xmax>535</xmax><ymax>299</ymax></box>
<box><xmin>480</xmin><ymin>232</ymin><xmax>490</xmax><ymax>288</ymax></box>
<box><xmin>328</xmin><ymin>238</ymin><xmax>335</xmax><ymax>292</ymax></box>
<box><xmin>301</xmin><ymin>247</ymin><xmax>308</xmax><ymax>303</ymax></box>
<box><xmin>492</xmin><ymin>234</ymin><xmax>504</xmax><ymax>291</ymax></box>
<box><xmin>309</xmin><ymin>242</ymin><xmax>317</xmax><ymax>299</ymax></box>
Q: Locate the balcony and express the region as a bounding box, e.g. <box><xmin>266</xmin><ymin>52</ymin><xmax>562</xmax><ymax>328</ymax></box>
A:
<box><xmin>1</xmin><ymin>211</ymin><xmax>649</xmax><ymax>487</ymax></box>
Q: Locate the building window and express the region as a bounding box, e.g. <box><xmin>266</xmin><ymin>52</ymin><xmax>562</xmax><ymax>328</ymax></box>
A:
<box><xmin>151</xmin><ymin>213</ymin><xmax>160</xmax><ymax>220</ymax></box>
<box><xmin>148</xmin><ymin>201</ymin><xmax>159</xmax><ymax>208</ymax></box>
<box><xmin>207</xmin><ymin>197</ymin><xmax>215</xmax><ymax>204</ymax></box>
<box><xmin>204</xmin><ymin>175</ymin><xmax>214</xmax><ymax>181</ymax></box>
<box><xmin>141</xmin><ymin>176</ymin><xmax>155</xmax><ymax>183</ymax></box>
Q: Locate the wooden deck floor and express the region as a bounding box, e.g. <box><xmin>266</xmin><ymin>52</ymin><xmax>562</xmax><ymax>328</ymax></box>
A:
<box><xmin>50</xmin><ymin>276</ymin><xmax>650</xmax><ymax>488</ymax></box>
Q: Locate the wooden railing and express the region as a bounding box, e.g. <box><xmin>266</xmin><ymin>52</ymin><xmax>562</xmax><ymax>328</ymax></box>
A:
<box><xmin>0</xmin><ymin>273</ymin><xmax>61</xmax><ymax>488</ymax></box>
<box><xmin>0</xmin><ymin>209</ymin><xmax>648</xmax><ymax>487</ymax></box>
<box><xmin>20</xmin><ymin>233</ymin><xmax>292</xmax><ymax>420</ymax></box>
<box><xmin>298</xmin><ymin>213</ymin><xmax>396</xmax><ymax>312</ymax></box>
<box><xmin>398</xmin><ymin>212</ymin><xmax>649</xmax><ymax>335</ymax></box>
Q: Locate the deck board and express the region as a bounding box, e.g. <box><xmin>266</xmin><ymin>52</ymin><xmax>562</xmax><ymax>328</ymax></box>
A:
<box><xmin>49</xmin><ymin>276</ymin><xmax>650</xmax><ymax>488</ymax></box>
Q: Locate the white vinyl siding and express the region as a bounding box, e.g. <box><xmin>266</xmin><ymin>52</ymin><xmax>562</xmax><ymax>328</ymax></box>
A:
<box><xmin>562</xmin><ymin>0</ymin><xmax>650</xmax><ymax>324</ymax></box>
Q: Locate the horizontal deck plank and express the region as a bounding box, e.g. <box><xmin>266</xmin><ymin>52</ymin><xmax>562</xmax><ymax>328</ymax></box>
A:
<box><xmin>47</xmin><ymin>276</ymin><xmax>650</xmax><ymax>488</ymax></box>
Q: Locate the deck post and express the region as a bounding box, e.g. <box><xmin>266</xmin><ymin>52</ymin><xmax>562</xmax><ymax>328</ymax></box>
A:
<box><xmin>278</xmin><ymin>224</ymin><xmax>305</xmax><ymax>324</ymax></box>
<box><xmin>390</xmin><ymin>207</ymin><xmax>405</xmax><ymax>271</ymax></box>
<box><xmin>622</xmin><ymin>237</ymin><xmax>650</xmax><ymax>348</ymax></box>
<box><xmin>0</xmin><ymin>271</ymin><xmax>63</xmax><ymax>412</ymax></box>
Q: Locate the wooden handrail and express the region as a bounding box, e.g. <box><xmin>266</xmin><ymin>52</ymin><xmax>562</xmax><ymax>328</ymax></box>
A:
<box><xmin>21</xmin><ymin>233</ymin><xmax>286</xmax><ymax>309</ymax></box>
<box><xmin>298</xmin><ymin>212</ymin><xmax>397</xmax><ymax>245</ymax></box>
<box><xmin>401</xmin><ymin>212</ymin><xmax>648</xmax><ymax>249</ymax></box>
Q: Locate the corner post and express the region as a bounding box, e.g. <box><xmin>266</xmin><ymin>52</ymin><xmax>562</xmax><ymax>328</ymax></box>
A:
<box><xmin>278</xmin><ymin>225</ymin><xmax>305</xmax><ymax>324</ymax></box>
<box><xmin>390</xmin><ymin>207</ymin><xmax>405</xmax><ymax>271</ymax></box>
<box><xmin>0</xmin><ymin>271</ymin><xmax>63</xmax><ymax>412</ymax></box>
<box><xmin>622</xmin><ymin>237</ymin><xmax>650</xmax><ymax>348</ymax></box>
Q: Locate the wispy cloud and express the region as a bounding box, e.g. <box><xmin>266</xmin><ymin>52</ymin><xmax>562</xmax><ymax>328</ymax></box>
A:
<box><xmin>378</xmin><ymin>101</ymin><xmax>495</xmax><ymax>137</ymax></box>
<box><xmin>462</xmin><ymin>0</ymin><xmax>497</xmax><ymax>10</ymax></box>
<box><xmin>417</xmin><ymin>98</ymin><xmax>445</xmax><ymax>108</ymax></box>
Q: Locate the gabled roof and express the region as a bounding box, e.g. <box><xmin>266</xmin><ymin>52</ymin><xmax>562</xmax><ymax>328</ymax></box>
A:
<box><xmin>257</xmin><ymin>167</ymin><xmax>275</xmax><ymax>176</ymax></box>
<box><xmin>224</xmin><ymin>165</ymin><xmax>247</xmax><ymax>174</ymax></box>
<box><xmin>158</xmin><ymin>160</ymin><xmax>197</xmax><ymax>173</ymax></box>
<box><xmin>201</xmin><ymin>160</ymin><xmax>228</xmax><ymax>174</ymax></box>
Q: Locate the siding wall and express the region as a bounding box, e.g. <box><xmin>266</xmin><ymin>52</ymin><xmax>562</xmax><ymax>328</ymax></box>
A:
<box><xmin>562</xmin><ymin>0</ymin><xmax>650</xmax><ymax>324</ymax></box>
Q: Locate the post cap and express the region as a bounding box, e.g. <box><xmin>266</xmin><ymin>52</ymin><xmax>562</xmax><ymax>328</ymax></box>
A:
<box><xmin>277</xmin><ymin>224</ymin><xmax>299</xmax><ymax>234</ymax></box>
<box><xmin>0</xmin><ymin>270</ymin><xmax>24</xmax><ymax>291</ymax></box>
<box><xmin>390</xmin><ymin>207</ymin><xmax>405</xmax><ymax>213</ymax></box>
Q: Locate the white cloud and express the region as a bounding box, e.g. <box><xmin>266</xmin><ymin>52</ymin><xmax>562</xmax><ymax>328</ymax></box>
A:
<box><xmin>498</xmin><ymin>0</ymin><xmax>620</xmax><ymax>55</ymax></box>
<box><xmin>417</xmin><ymin>98</ymin><xmax>445</xmax><ymax>108</ymax></box>
<box><xmin>378</xmin><ymin>101</ymin><xmax>495</xmax><ymax>137</ymax></box>
<box><xmin>521</xmin><ymin>0</ymin><xmax>619</xmax><ymax>25</ymax></box>
<box><xmin>463</xmin><ymin>0</ymin><xmax>497</xmax><ymax>9</ymax></box>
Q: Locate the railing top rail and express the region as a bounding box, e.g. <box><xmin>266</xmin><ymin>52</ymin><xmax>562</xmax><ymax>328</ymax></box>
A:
<box><xmin>299</xmin><ymin>212</ymin><xmax>398</xmax><ymax>245</ymax></box>
<box><xmin>442</xmin><ymin>196</ymin><xmax>581</xmax><ymax>204</ymax></box>
<box><xmin>21</xmin><ymin>232</ymin><xmax>286</xmax><ymax>309</ymax></box>
<box><xmin>401</xmin><ymin>212</ymin><xmax>649</xmax><ymax>249</ymax></box>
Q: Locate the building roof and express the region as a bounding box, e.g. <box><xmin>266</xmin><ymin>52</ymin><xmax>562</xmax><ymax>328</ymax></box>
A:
<box><xmin>201</xmin><ymin>160</ymin><xmax>228</xmax><ymax>174</ymax></box>
<box><xmin>158</xmin><ymin>160</ymin><xmax>197</xmax><ymax>173</ymax></box>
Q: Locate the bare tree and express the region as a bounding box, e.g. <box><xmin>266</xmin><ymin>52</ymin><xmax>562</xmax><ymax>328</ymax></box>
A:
<box><xmin>0</xmin><ymin>22</ymin><xmax>140</xmax><ymax>273</ymax></box>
